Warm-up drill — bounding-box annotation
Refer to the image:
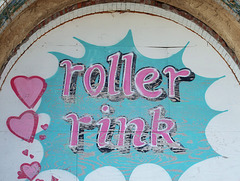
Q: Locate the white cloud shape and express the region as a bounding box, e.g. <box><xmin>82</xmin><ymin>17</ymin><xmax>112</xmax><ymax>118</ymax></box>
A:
<box><xmin>180</xmin><ymin>49</ymin><xmax>240</xmax><ymax>181</ymax></box>
<box><xmin>34</xmin><ymin>169</ymin><xmax>80</xmax><ymax>181</ymax></box>
<box><xmin>84</xmin><ymin>164</ymin><xmax>171</xmax><ymax>181</ymax></box>
<box><xmin>36</xmin><ymin>113</ymin><xmax>51</xmax><ymax>134</ymax></box>
<box><xmin>205</xmin><ymin>74</ymin><xmax>240</xmax><ymax>111</ymax></box>
<box><xmin>206</xmin><ymin>109</ymin><xmax>240</xmax><ymax>158</ymax></box>
<box><xmin>129</xmin><ymin>163</ymin><xmax>172</xmax><ymax>181</ymax></box>
<box><xmin>84</xmin><ymin>166</ymin><xmax>126</xmax><ymax>181</ymax></box>
<box><xmin>179</xmin><ymin>156</ymin><xmax>240</xmax><ymax>181</ymax></box>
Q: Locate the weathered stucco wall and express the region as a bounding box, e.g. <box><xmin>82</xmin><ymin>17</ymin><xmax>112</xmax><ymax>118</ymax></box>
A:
<box><xmin>0</xmin><ymin>0</ymin><xmax>240</xmax><ymax>77</ymax></box>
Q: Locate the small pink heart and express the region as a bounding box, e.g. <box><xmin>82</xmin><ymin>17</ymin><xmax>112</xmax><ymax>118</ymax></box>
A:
<box><xmin>36</xmin><ymin>179</ymin><xmax>44</xmax><ymax>181</ymax></box>
<box><xmin>39</xmin><ymin>135</ymin><xmax>46</xmax><ymax>140</ymax></box>
<box><xmin>52</xmin><ymin>176</ymin><xmax>59</xmax><ymax>181</ymax></box>
<box><xmin>17</xmin><ymin>170</ymin><xmax>27</xmax><ymax>179</ymax></box>
<box><xmin>20</xmin><ymin>161</ymin><xmax>41</xmax><ymax>181</ymax></box>
<box><xmin>41</xmin><ymin>124</ymin><xmax>48</xmax><ymax>130</ymax></box>
<box><xmin>11</xmin><ymin>76</ymin><xmax>47</xmax><ymax>109</ymax></box>
<box><xmin>7</xmin><ymin>110</ymin><xmax>39</xmax><ymax>143</ymax></box>
<box><xmin>22</xmin><ymin>149</ymin><xmax>29</xmax><ymax>156</ymax></box>
<box><xmin>30</xmin><ymin>154</ymin><xmax>34</xmax><ymax>159</ymax></box>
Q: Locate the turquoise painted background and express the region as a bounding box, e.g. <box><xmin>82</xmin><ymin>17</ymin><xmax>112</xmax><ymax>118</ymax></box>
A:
<box><xmin>37</xmin><ymin>31</ymin><xmax>220</xmax><ymax>180</ymax></box>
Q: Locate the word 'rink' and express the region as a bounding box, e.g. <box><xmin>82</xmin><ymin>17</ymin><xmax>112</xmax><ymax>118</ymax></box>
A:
<box><xmin>64</xmin><ymin>105</ymin><xmax>185</xmax><ymax>154</ymax></box>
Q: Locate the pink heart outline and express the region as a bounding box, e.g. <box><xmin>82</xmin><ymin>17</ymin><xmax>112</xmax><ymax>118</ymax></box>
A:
<box><xmin>30</xmin><ymin>154</ymin><xmax>34</xmax><ymax>159</ymax></box>
<box><xmin>20</xmin><ymin>161</ymin><xmax>41</xmax><ymax>181</ymax></box>
<box><xmin>6</xmin><ymin>110</ymin><xmax>39</xmax><ymax>143</ymax></box>
<box><xmin>39</xmin><ymin>135</ymin><xmax>46</xmax><ymax>141</ymax></box>
<box><xmin>22</xmin><ymin>149</ymin><xmax>29</xmax><ymax>156</ymax></box>
<box><xmin>17</xmin><ymin>170</ymin><xmax>27</xmax><ymax>179</ymax></box>
<box><xmin>52</xmin><ymin>176</ymin><xmax>59</xmax><ymax>181</ymax></box>
<box><xmin>11</xmin><ymin>76</ymin><xmax>47</xmax><ymax>109</ymax></box>
<box><xmin>41</xmin><ymin>124</ymin><xmax>48</xmax><ymax>130</ymax></box>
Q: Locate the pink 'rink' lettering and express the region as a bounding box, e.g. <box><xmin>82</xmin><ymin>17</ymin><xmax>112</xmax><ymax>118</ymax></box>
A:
<box><xmin>116</xmin><ymin>117</ymin><xmax>127</xmax><ymax>147</ymax></box>
<box><xmin>59</xmin><ymin>52</ymin><xmax>195</xmax><ymax>103</ymax></box>
<box><xmin>149</xmin><ymin>106</ymin><xmax>175</xmax><ymax>145</ymax></box>
<box><xmin>96</xmin><ymin>118</ymin><xmax>115</xmax><ymax>153</ymax></box>
<box><xmin>64</xmin><ymin>113</ymin><xmax>93</xmax><ymax>153</ymax></box>
<box><xmin>64</xmin><ymin>104</ymin><xmax>185</xmax><ymax>154</ymax></box>
<box><xmin>115</xmin><ymin>116</ymin><xmax>150</xmax><ymax>153</ymax></box>
<box><xmin>125</xmin><ymin>118</ymin><xmax>149</xmax><ymax>149</ymax></box>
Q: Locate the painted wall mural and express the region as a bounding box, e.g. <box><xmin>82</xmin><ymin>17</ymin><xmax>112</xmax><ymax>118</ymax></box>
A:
<box><xmin>0</xmin><ymin>9</ymin><xmax>240</xmax><ymax>181</ymax></box>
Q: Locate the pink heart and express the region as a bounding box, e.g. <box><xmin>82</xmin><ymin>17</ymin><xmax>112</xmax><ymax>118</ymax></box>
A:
<box><xmin>20</xmin><ymin>161</ymin><xmax>41</xmax><ymax>181</ymax></box>
<box><xmin>30</xmin><ymin>154</ymin><xmax>34</xmax><ymax>159</ymax></box>
<box><xmin>52</xmin><ymin>176</ymin><xmax>59</xmax><ymax>181</ymax></box>
<box><xmin>36</xmin><ymin>179</ymin><xmax>44</xmax><ymax>181</ymax></box>
<box><xmin>41</xmin><ymin>124</ymin><xmax>48</xmax><ymax>130</ymax></box>
<box><xmin>7</xmin><ymin>110</ymin><xmax>39</xmax><ymax>143</ymax></box>
<box><xmin>39</xmin><ymin>135</ymin><xmax>46</xmax><ymax>140</ymax></box>
<box><xmin>17</xmin><ymin>170</ymin><xmax>27</xmax><ymax>179</ymax></box>
<box><xmin>11</xmin><ymin>76</ymin><xmax>47</xmax><ymax>109</ymax></box>
<box><xmin>22</xmin><ymin>149</ymin><xmax>29</xmax><ymax>156</ymax></box>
